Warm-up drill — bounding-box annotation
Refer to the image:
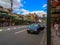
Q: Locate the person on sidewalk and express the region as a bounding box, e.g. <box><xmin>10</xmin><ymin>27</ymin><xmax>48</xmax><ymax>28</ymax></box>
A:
<box><xmin>54</xmin><ymin>22</ymin><xmax>59</xmax><ymax>36</ymax></box>
<box><xmin>58</xmin><ymin>23</ymin><xmax>60</xmax><ymax>37</ymax></box>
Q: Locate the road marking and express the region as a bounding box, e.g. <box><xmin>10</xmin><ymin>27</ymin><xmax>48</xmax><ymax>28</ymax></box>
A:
<box><xmin>0</xmin><ymin>29</ymin><xmax>2</xmax><ymax>32</ymax></box>
<box><xmin>14</xmin><ymin>29</ymin><xmax>27</xmax><ymax>34</ymax></box>
<box><xmin>18</xmin><ymin>27</ymin><xmax>21</xmax><ymax>28</ymax></box>
<box><xmin>22</xmin><ymin>26</ymin><xmax>26</xmax><ymax>27</ymax></box>
<box><xmin>7</xmin><ymin>28</ymin><xmax>10</xmax><ymax>30</ymax></box>
<box><xmin>39</xmin><ymin>30</ymin><xmax>46</xmax><ymax>45</ymax></box>
<box><xmin>18</xmin><ymin>27</ymin><xmax>20</xmax><ymax>28</ymax></box>
<box><xmin>18</xmin><ymin>26</ymin><xmax>26</xmax><ymax>28</ymax></box>
<box><xmin>14</xmin><ymin>27</ymin><xmax>16</xmax><ymax>29</ymax></box>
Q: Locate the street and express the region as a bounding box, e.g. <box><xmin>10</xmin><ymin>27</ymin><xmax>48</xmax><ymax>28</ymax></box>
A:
<box><xmin>0</xmin><ymin>0</ymin><xmax>47</xmax><ymax>45</ymax></box>
<box><xmin>0</xmin><ymin>26</ymin><xmax>46</xmax><ymax>45</ymax></box>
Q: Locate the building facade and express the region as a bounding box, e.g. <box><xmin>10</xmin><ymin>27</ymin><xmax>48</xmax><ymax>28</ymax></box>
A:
<box><xmin>51</xmin><ymin>0</ymin><xmax>60</xmax><ymax>27</ymax></box>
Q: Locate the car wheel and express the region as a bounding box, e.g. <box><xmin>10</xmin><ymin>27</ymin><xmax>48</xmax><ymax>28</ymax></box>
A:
<box><xmin>35</xmin><ymin>32</ymin><xmax>39</xmax><ymax>34</ymax></box>
<box><xmin>27</xmin><ymin>32</ymin><xmax>30</xmax><ymax>34</ymax></box>
<box><xmin>27</xmin><ymin>30</ymin><xmax>31</xmax><ymax>34</ymax></box>
<box><xmin>35</xmin><ymin>31</ymin><xmax>39</xmax><ymax>34</ymax></box>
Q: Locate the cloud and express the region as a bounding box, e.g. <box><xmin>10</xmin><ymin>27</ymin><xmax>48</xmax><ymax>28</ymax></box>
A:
<box><xmin>0</xmin><ymin>0</ymin><xmax>23</xmax><ymax>9</ymax></box>
<box><xmin>13</xmin><ymin>8</ymin><xmax>21</xmax><ymax>14</ymax></box>
<box><xmin>21</xmin><ymin>9</ymin><xmax>29</xmax><ymax>13</ymax></box>
<box><xmin>13</xmin><ymin>9</ymin><xmax>20</xmax><ymax>12</ymax></box>
<box><xmin>21</xmin><ymin>9</ymin><xmax>30</xmax><ymax>15</ymax></box>
<box><xmin>43</xmin><ymin>4</ymin><xmax>47</xmax><ymax>8</ymax></box>
<box><xmin>0</xmin><ymin>0</ymin><xmax>11</xmax><ymax>8</ymax></box>
<box><xmin>36</xmin><ymin>11</ymin><xmax>47</xmax><ymax>17</ymax></box>
<box><xmin>13</xmin><ymin>8</ymin><xmax>47</xmax><ymax>17</ymax></box>
<box><xmin>12</xmin><ymin>0</ymin><xmax>24</xmax><ymax>14</ymax></box>
<box><xmin>16</xmin><ymin>12</ymin><xmax>20</xmax><ymax>14</ymax></box>
<box><xmin>21</xmin><ymin>9</ymin><xmax>47</xmax><ymax>17</ymax></box>
<box><xmin>13</xmin><ymin>0</ymin><xmax>23</xmax><ymax>9</ymax></box>
<box><xmin>30</xmin><ymin>11</ymin><xmax>47</xmax><ymax>17</ymax></box>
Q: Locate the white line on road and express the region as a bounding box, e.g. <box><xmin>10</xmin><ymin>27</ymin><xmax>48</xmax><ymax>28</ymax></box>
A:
<box><xmin>18</xmin><ymin>27</ymin><xmax>21</xmax><ymax>28</ymax></box>
<box><xmin>17</xmin><ymin>26</ymin><xmax>26</xmax><ymax>28</ymax></box>
<box><xmin>7</xmin><ymin>28</ymin><xmax>10</xmax><ymax>30</ymax></box>
<box><xmin>14</xmin><ymin>29</ymin><xmax>27</xmax><ymax>34</ymax></box>
<box><xmin>0</xmin><ymin>29</ymin><xmax>2</xmax><ymax>32</ymax></box>
<box><xmin>39</xmin><ymin>30</ymin><xmax>46</xmax><ymax>45</ymax></box>
<box><xmin>18</xmin><ymin>27</ymin><xmax>23</xmax><ymax>28</ymax></box>
<box><xmin>13</xmin><ymin>27</ymin><xmax>17</xmax><ymax>29</ymax></box>
<box><xmin>22</xmin><ymin>26</ymin><xmax>26</xmax><ymax>27</ymax></box>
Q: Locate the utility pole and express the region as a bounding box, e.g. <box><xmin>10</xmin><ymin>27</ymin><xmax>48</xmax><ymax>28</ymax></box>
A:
<box><xmin>47</xmin><ymin>0</ymin><xmax>51</xmax><ymax>45</ymax></box>
<box><xmin>9</xmin><ymin>0</ymin><xmax>13</xmax><ymax>26</ymax></box>
<box><xmin>10</xmin><ymin>0</ymin><xmax>13</xmax><ymax>13</ymax></box>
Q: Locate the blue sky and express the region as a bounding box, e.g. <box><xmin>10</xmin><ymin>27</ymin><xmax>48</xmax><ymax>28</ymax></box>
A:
<box><xmin>21</xmin><ymin>0</ymin><xmax>47</xmax><ymax>11</ymax></box>
<box><xmin>0</xmin><ymin>0</ymin><xmax>47</xmax><ymax>15</ymax></box>
<box><xmin>12</xmin><ymin>0</ymin><xmax>47</xmax><ymax>15</ymax></box>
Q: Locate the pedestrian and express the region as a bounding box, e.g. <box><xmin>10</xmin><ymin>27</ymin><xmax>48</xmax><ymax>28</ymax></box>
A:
<box><xmin>54</xmin><ymin>22</ymin><xmax>59</xmax><ymax>36</ymax></box>
<box><xmin>58</xmin><ymin>23</ymin><xmax>60</xmax><ymax>37</ymax></box>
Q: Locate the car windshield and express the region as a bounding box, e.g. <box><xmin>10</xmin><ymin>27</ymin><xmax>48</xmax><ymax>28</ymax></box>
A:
<box><xmin>28</xmin><ymin>24</ymin><xmax>38</xmax><ymax>27</ymax></box>
<box><xmin>32</xmin><ymin>24</ymin><xmax>38</xmax><ymax>26</ymax></box>
<box><xmin>28</xmin><ymin>24</ymin><xmax>38</xmax><ymax>30</ymax></box>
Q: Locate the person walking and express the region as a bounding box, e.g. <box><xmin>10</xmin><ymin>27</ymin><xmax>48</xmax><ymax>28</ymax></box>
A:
<box><xmin>54</xmin><ymin>22</ymin><xmax>59</xmax><ymax>36</ymax></box>
<box><xmin>58</xmin><ymin>23</ymin><xmax>60</xmax><ymax>37</ymax></box>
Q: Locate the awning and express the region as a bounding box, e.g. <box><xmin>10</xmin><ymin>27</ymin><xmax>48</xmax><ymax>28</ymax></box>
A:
<box><xmin>0</xmin><ymin>10</ymin><xmax>8</xmax><ymax>14</ymax></box>
<box><xmin>0</xmin><ymin>13</ymin><xmax>9</xmax><ymax>18</ymax></box>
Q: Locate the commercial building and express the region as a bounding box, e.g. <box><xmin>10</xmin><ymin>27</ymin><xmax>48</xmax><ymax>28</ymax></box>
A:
<box><xmin>0</xmin><ymin>6</ymin><xmax>23</xmax><ymax>26</ymax></box>
<box><xmin>51</xmin><ymin>0</ymin><xmax>60</xmax><ymax>27</ymax></box>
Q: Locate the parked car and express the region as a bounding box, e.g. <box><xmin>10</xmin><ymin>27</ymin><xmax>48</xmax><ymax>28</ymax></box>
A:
<box><xmin>27</xmin><ymin>23</ymin><xmax>45</xmax><ymax>34</ymax></box>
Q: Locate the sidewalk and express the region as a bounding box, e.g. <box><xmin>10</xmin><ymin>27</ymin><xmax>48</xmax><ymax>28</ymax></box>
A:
<box><xmin>51</xmin><ymin>28</ymin><xmax>60</xmax><ymax>45</ymax></box>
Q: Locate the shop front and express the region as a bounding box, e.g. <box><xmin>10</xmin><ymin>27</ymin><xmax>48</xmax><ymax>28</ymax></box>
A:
<box><xmin>51</xmin><ymin>14</ymin><xmax>60</xmax><ymax>28</ymax></box>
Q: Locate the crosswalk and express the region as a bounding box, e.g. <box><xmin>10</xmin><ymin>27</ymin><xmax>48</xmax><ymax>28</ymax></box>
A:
<box><xmin>7</xmin><ymin>28</ymin><xmax>11</xmax><ymax>30</ymax></box>
<box><xmin>0</xmin><ymin>29</ymin><xmax>2</xmax><ymax>32</ymax></box>
<box><xmin>0</xmin><ymin>26</ymin><xmax>27</xmax><ymax>32</ymax></box>
<box><xmin>14</xmin><ymin>29</ymin><xmax>27</xmax><ymax>34</ymax></box>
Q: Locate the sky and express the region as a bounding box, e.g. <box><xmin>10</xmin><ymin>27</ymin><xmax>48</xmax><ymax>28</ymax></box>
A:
<box><xmin>0</xmin><ymin>0</ymin><xmax>47</xmax><ymax>16</ymax></box>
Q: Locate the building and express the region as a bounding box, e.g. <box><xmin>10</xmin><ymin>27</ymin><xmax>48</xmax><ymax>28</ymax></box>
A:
<box><xmin>0</xmin><ymin>6</ymin><xmax>20</xmax><ymax>26</ymax></box>
<box><xmin>28</xmin><ymin>13</ymin><xmax>35</xmax><ymax>21</ymax></box>
<box><xmin>0</xmin><ymin>6</ymin><xmax>3</xmax><ymax>10</ymax></box>
<box><xmin>51</xmin><ymin>0</ymin><xmax>60</xmax><ymax>27</ymax></box>
<box><xmin>34</xmin><ymin>13</ymin><xmax>39</xmax><ymax>22</ymax></box>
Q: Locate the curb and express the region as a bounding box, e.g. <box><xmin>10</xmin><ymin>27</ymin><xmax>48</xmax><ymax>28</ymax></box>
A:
<box><xmin>39</xmin><ymin>30</ymin><xmax>46</xmax><ymax>45</ymax></box>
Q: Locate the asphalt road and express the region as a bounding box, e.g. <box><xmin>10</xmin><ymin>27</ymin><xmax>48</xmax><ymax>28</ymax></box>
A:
<box><xmin>0</xmin><ymin>26</ymin><xmax>46</xmax><ymax>45</ymax></box>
